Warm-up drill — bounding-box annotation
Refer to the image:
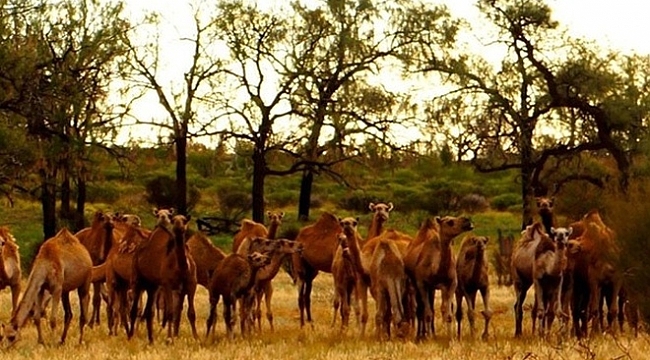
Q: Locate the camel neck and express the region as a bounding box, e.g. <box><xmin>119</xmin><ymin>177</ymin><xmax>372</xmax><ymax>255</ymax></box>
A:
<box><xmin>173</xmin><ymin>228</ymin><xmax>189</xmax><ymax>275</ymax></box>
<box><xmin>367</xmin><ymin>217</ymin><xmax>385</xmax><ymax>241</ymax></box>
<box><xmin>470</xmin><ymin>248</ymin><xmax>485</xmax><ymax>283</ymax></box>
<box><xmin>343</xmin><ymin>229</ymin><xmax>364</xmax><ymax>276</ymax></box>
<box><xmin>268</xmin><ymin>223</ymin><xmax>279</xmax><ymax>240</ymax></box>
<box><xmin>540</xmin><ymin>213</ymin><xmax>554</xmax><ymax>235</ymax></box>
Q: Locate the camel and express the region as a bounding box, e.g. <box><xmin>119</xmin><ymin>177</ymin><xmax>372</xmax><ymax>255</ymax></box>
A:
<box><xmin>250</xmin><ymin>238</ymin><xmax>303</xmax><ymax>331</ymax></box>
<box><xmin>232</xmin><ymin>219</ymin><xmax>269</xmax><ymax>253</ymax></box>
<box><xmin>565</xmin><ymin>210</ymin><xmax>621</xmax><ymax>337</ymax></box>
<box><xmin>187</xmin><ymin>231</ymin><xmax>227</xmax><ymax>289</ymax></box>
<box><xmin>292</xmin><ymin>212</ymin><xmax>342</xmax><ymax>327</ymax></box>
<box><xmin>266</xmin><ymin>211</ymin><xmax>284</xmax><ymax>239</ymax></box>
<box><xmin>491</xmin><ymin>229</ymin><xmax>514</xmax><ymax>286</ymax></box>
<box><xmin>370</xmin><ymin>238</ymin><xmax>409</xmax><ymax>340</ymax></box>
<box><xmin>532</xmin><ymin>226</ymin><xmax>571</xmax><ymax>336</ymax></box>
<box><xmin>455</xmin><ymin>235</ymin><xmax>491</xmax><ymax>340</ymax></box>
<box><xmin>331</xmin><ymin>224</ymin><xmax>361</xmax><ymax>332</ymax></box>
<box><xmin>367</xmin><ymin>202</ymin><xmax>393</xmax><ymax>240</ymax></box>
<box><xmin>0</xmin><ymin>227</ymin><xmax>21</xmax><ymax>314</ymax></box>
<box><xmin>536</xmin><ymin>197</ymin><xmax>556</xmax><ymax>235</ymax></box>
<box><xmin>75</xmin><ymin>210</ymin><xmax>124</xmax><ymax>328</ymax></box>
<box><xmin>403</xmin><ymin>215</ymin><xmax>474</xmax><ymax>339</ymax></box>
<box><xmin>511</xmin><ymin>221</ymin><xmax>550</xmax><ymax>337</ymax></box>
<box><xmin>205</xmin><ymin>251</ymin><xmax>271</xmax><ymax>340</ymax></box>
<box><xmin>114</xmin><ymin>213</ymin><xmax>142</xmax><ymax>227</ymax></box>
<box><xmin>128</xmin><ymin>213</ymin><xmax>198</xmax><ymax>344</ymax></box>
<box><xmin>2</xmin><ymin>228</ymin><xmax>92</xmax><ymax>345</ymax></box>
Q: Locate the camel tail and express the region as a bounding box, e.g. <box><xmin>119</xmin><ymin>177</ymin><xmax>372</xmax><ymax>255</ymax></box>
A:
<box><xmin>388</xmin><ymin>276</ymin><xmax>405</xmax><ymax>324</ymax></box>
<box><xmin>11</xmin><ymin>261</ymin><xmax>49</xmax><ymax>328</ymax></box>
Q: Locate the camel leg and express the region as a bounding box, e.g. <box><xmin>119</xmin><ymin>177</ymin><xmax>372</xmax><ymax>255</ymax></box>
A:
<box><xmin>440</xmin><ymin>285</ymin><xmax>454</xmax><ymax>338</ymax></box>
<box><xmin>414</xmin><ymin>280</ymin><xmax>432</xmax><ymax>339</ymax></box>
<box><xmin>374</xmin><ymin>290</ymin><xmax>386</xmax><ymax>339</ymax></box>
<box><xmin>118</xmin><ymin>287</ymin><xmax>130</xmax><ymax>336</ymax></box>
<box><xmin>357</xmin><ymin>278</ymin><xmax>368</xmax><ymax>336</ymax></box>
<box><xmin>254</xmin><ymin>287</ymin><xmax>263</xmax><ymax>331</ymax></box>
<box><xmin>32</xmin><ymin>290</ymin><xmax>45</xmax><ymax>345</ymax></box>
<box><xmin>49</xmin><ymin>282</ymin><xmax>63</xmax><ymax>331</ymax></box>
<box><xmin>455</xmin><ymin>289</ymin><xmax>464</xmax><ymax>339</ymax></box>
<box><xmin>59</xmin><ymin>292</ymin><xmax>73</xmax><ymax>344</ymax></box>
<box><xmin>223</xmin><ymin>297</ymin><xmax>235</xmax><ymax>339</ymax></box>
<box><xmin>341</xmin><ymin>288</ymin><xmax>350</xmax><ymax>330</ymax></box>
<box><xmin>185</xmin><ymin>284</ymin><xmax>199</xmax><ymax>339</ymax></box>
<box><xmin>172</xmin><ymin>290</ymin><xmax>183</xmax><ymax>337</ymax></box>
<box><xmin>331</xmin><ymin>289</ymin><xmax>340</xmax><ymax>328</ymax></box>
<box><xmin>479</xmin><ymin>286</ymin><xmax>492</xmax><ymax>340</ymax></box>
<box><xmin>513</xmin><ymin>279</ymin><xmax>530</xmax><ymax>337</ymax></box>
<box><xmin>264</xmin><ymin>282</ymin><xmax>274</xmax><ymax>331</ymax></box>
<box><xmin>142</xmin><ymin>288</ymin><xmax>157</xmax><ymax>344</ymax></box>
<box><xmin>10</xmin><ymin>283</ymin><xmax>20</xmax><ymax>315</ymax></box>
<box><xmin>429</xmin><ymin>289</ymin><xmax>435</xmax><ymax>337</ymax></box>
<box><xmin>127</xmin><ymin>284</ymin><xmax>142</xmax><ymax>339</ymax></box>
<box><xmin>205</xmin><ymin>294</ymin><xmax>219</xmax><ymax>342</ymax></box>
<box><xmin>588</xmin><ymin>277</ymin><xmax>602</xmax><ymax>334</ymax></box>
<box><xmin>466</xmin><ymin>290</ymin><xmax>477</xmax><ymax>338</ymax></box>
<box><xmin>608</xmin><ymin>280</ymin><xmax>622</xmax><ymax>333</ymax></box>
<box><xmin>89</xmin><ymin>281</ymin><xmax>102</xmax><ymax>328</ymax></box>
<box><xmin>533</xmin><ymin>277</ymin><xmax>545</xmax><ymax>337</ymax></box>
<box><xmin>163</xmin><ymin>288</ymin><xmax>174</xmax><ymax>341</ymax></box>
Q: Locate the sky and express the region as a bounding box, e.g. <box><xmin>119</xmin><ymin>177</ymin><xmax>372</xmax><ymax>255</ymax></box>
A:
<box><xmin>118</xmin><ymin>0</ymin><xmax>650</xmax><ymax>145</ymax></box>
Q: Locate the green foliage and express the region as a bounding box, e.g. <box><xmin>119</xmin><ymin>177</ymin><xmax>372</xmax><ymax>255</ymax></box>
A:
<box><xmin>144</xmin><ymin>175</ymin><xmax>201</xmax><ymax>212</ymax></box>
<box><xmin>490</xmin><ymin>193</ymin><xmax>521</xmax><ymax>211</ymax></box>
<box><xmin>85</xmin><ymin>182</ymin><xmax>122</xmax><ymax>204</ymax></box>
<box><xmin>215</xmin><ymin>179</ymin><xmax>252</xmax><ymax>222</ymax></box>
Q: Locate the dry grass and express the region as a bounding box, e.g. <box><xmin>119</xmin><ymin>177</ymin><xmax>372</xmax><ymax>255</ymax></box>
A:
<box><xmin>0</xmin><ymin>272</ymin><xmax>647</xmax><ymax>360</ymax></box>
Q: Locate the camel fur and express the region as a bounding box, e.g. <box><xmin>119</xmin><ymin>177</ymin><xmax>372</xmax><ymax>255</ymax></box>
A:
<box><xmin>2</xmin><ymin>228</ymin><xmax>92</xmax><ymax>345</ymax></box>
<box><xmin>455</xmin><ymin>235</ymin><xmax>491</xmax><ymax>340</ymax></box>
<box><xmin>331</xmin><ymin>217</ymin><xmax>363</xmax><ymax>332</ymax></box>
<box><xmin>0</xmin><ymin>227</ymin><xmax>21</xmax><ymax>314</ymax></box>
<box><xmin>187</xmin><ymin>231</ymin><xmax>227</xmax><ymax>289</ymax></box>
<box><xmin>232</xmin><ymin>219</ymin><xmax>269</xmax><ymax>253</ymax></box>
<box><xmin>367</xmin><ymin>202</ymin><xmax>393</xmax><ymax>241</ymax></box>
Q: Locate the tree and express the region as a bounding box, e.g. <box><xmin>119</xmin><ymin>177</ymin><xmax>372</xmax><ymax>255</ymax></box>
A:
<box><xmin>401</xmin><ymin>0</ymin><xmax>650</xmax><ymax>228</ymax></box>
<box><xmin>123</xmin><ymin>1</ymin><xmax>226</xmax><ymax>216</ymax></box>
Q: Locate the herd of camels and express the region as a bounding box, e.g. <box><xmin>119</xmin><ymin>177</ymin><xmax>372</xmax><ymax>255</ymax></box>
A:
<box><xmin>0</xmin><ymin>198</ymin><xmax>640</xmax><ymax>346</ymax></box>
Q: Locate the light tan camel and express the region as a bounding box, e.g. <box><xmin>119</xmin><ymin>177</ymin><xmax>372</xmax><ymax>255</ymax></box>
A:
<box><xmin>187</xmin><ymin>231</ymin><xmax>227</xmax><ymax>289</ymax></box>
<box><xmin>251</xmin><ymin>238</ymin><xmax>303</xmax><ymax>331</ymax></box>
<box><xmin>370</xmin><ymin>238</ymin><xmax>410</xmax><ymax>340</ymax></box>
<box><xmin>0</xmin><ymin>227</ymin><xmax>21</xmax><ymax>314</ymax></box>
<box><xmin>511</xmin><ymin>221</ymin><xmax>549</xmax><ymax>337</ymax></box>
<box><xmin>491</xmin><ymin>229</ymin><xmax>514</xmax><ymax>286</ymax></box>
<box><xmin>2</xmin><ymin>228</ymin><xmax>92</xmax><ymax>345</ymax></box>
<box><xmin>75</xmin><ymin>210</ymin><xmax>122</xmax><ymax>328</ymax></box>
<box><xmin>403</xmin><ymin>215</ymin><xmax>474</xmax><ymax>339</ymax></box>
<box><xmin>533</xmin><ymin>226</ymin><xmax>571</xmax><ymax>336</ymax></box>
<box><xmin>232</xmin><ymin>219</ymin><xmax>269</xmax><ymax>253</ymax></box>
<box><xmin>128</xmin><ymin>213</ymin><xmax>198</xmax><ymax>344</ymax></box>
<box><xmin>266</xmin><ymin>211</ymin><xmax>284</xmax><ymax>239</ymax></box>
<box><xmin>205</xmin><ymin>251</ymin><xmax>271</xmax><ymax>340</ymax></box>
<box><xmin>292</xmin><ymin>212</ymin><xmax>342</xmax><ymax>327</ymax></box>
<box><xmin>455</xmin><ymin>235</ymin><xmax>491</xmax><ymax>340</ymax></box>
<box><xmin>367</xmin><ymin>202</ymin><xmax>393</xmax><ymax>240</ymax></box>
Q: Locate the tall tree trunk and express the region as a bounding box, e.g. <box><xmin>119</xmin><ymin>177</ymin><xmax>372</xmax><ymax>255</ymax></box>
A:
<box><xmin>520</xmin><ymin>127</ymin><xmax>535</xmax><ymax>231</ymax></box>
<box><xmin>298</xmin><ymin>168</ymin><xmax>314</xmax><ymax>222</ymax></box>
<box><xmin>35</xmin><ymin>166</ymin><xmax>57</xmax><ymax>268</ymax></box>
<box><xmin>75</xmin><ymin>172</ymin><xmax>87</xmax><ymax>231</ymax></box>
<box><xmin>176</xmin><ymin>136</ymin><xmax>188</xmax><ymax>216</ymax></box>
<box><xmin>251</xmin><ymin>147</ymin><xmax>265</xmax><ymax>223</ymax></box>
<box><xmin>60</xmin><ymin>165</ymin><xmax>72</xmax><ymax>222</ymax></box>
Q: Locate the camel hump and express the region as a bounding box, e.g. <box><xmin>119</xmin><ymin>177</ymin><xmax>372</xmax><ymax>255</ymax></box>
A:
<box><xmin>316</xmin><ymin>212</ymin><xmax>340</xmax><ymax>228</ymax></box>
<box><xmin>55</xmin><ymin>228</ymin><xmax>78</xmax><ymax>244</ymax></box>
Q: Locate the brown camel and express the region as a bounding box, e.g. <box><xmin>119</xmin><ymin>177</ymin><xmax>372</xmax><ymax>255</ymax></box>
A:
<box><xmin>266</xmin><ymin>211</ymin><xmax>284</xmax><ymax>239</ymax></box>
<box><xmin>232</xmin><ymin>219</ymin><xmax>269</xmax><ymax>253</ymax></box>
<box><xmin>251</xmin><ymin>238</ymin><xmax>303</xmax><ymax>331</ymax></box>
<box><xmin>292</xmin><ymin>212</ymin><xmax>342</xmax><ymax>327</ymax></box>
<box><xmin>331</xmin><ymin>223</ymin><xmax>361</xmax><ymax>332</ymax></box>
<box><xmin>114</xmin><ymin>213</ymin><xmax>142</xmax><ymax>227</ymax></box>
<box><xmin>532</xmin><ymin>226</ymin><xmax>571</xmax><ymax>336</ymax></box>
<box><xmin>403</xmin><ymin>215</ymin><xmax>474</xmax><ymax>339</ymax></box>
<box><xmin>455</xmin><ymin>235</ymin><xmax>491</xmax><ymax>340</ymax></box>
<box><xmin>0</xmin><ymin>227</ymin><xmax>21</xmax><ymax>314</ymax></box>
<box><xmin>491</xmin><ymin>229</ymin><xmax>514</xmax><ymax>286</ymax></box>
<box><xmin>75</xmin><ymin>210</ymin><xmax>122</xmax><ymax>328</ymax></box>
<box><xmin>511</xmin><ymin>221</ymin><xmax>550</xmax><ymax>337</ymax></box>
<box><xmin>205</xmin><ymin>251</ymin><xmax>271</xmax><ymax>340</ymax></box>
<box><xmin>2</xmin><ymin>228</ymin><xmax>92</xmax><ymax>345</ymax></box>
<box><xmin>566</xmin><ymin>210</ymin><xmax>621</xmax><ymax>337</ymax></box>
<box><xmin>367</xmin><ymin>202</ymin><xmax>393</xmax><ymax>240</ymax></box>
<box><xmin>128</xmin><ymin>213</ymin><xmax>198</xmax><ymax>344</ymax></box>
<box><xmin>187</xmin><ymin>231</ymin><xmax>227</xmax><ymax>289</ymax></box>
<box><xmin>370</xmin><ymin>238</ymin><xmax>410</xmax><ymax>340</ymax></box>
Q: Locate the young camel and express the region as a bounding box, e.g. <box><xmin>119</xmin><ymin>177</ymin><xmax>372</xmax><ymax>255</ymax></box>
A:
<box><xmin>0</xmin><ymin>227</ymin><xmax>21</xmax><ymax>314</ymax></box>
<box><xmin>205</xmin><ymin>251</ymin><xmax>271</xmax><ymax>340</ymax></box>
<box><xmin>75</xmin><ymin>210</ymin><xmax>121</xmax><ymax>328</ymax></box>
<box><xmin>367</xmin><ymin>202</ymin><xmax>393</xmax><ymax>240</ymax></box>
<box><xmin>511</xmin><ymin>221</ymin><xmax>550</xmax><ymax>337</ymax></box>
<box><xmin>533</xmin><ymin>226</ymin><xmax>572</xmax><ymax>336</ymax></box>
<box><xmin>455</xmin><ymin>235</ymin><xmax>492</xmax><ymax>340</ymax></box>
<box><xmin>2</xmin><ymin>228</ymin><xmax>92</xmax><ymax>345</ymax></box>
<box><xmin>128</xmin><ymin>213</ymin><xmax>198</xmax><ymax>344</ymax></box>
<box><xmin>403</xmin><ymin>215</ymin><xmax>474</xmax><ymax>339</ymax></box>
<box><xmin>370</xmin><ymin>238</ymin><xmax>410</xmax><ymax>340</ymax></box>
<box><xmin>187</xmin><ymin>231</ymin><xmax>227</xmax><ymax>289</ymax></box>
<box><xmin>536</xmin><ymin>197</ymin><xmax>556</xmax><ymax>235</ymax></box>
<box><xmin>331</xmin><ymin>220</ymin><xmax>362</xmax><ymax>331</ymax></box>
<box><xmin>232</xmin><ymin>219</ymin><xmax>269</xmax><ymax>253</ymax></box>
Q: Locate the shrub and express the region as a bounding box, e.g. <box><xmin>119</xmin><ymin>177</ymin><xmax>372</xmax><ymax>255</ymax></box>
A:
<box><xmin>490</xmin><ymin>193</ymin><xmax>521</xmax><ymax>211</ymax></box>
<box><xmin>459</xmin><ymin>193</ymin><xmax>489</xmax><ymax>213</ymax></box>
<box><xmin>215</xmin><ymin>182</ymin><xmax>252</xmax><ymax>222</ymax></box>
<box><xmin>144</xmin><ymin>175</ymin><xmax>201</xmax><ymax>212</ymax></box>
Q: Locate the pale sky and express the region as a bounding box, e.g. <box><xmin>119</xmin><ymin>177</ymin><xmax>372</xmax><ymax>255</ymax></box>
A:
<box><xmin>118</xmin><ymin>0</ymin><xmax>650</xmax><ymax>145</ymax></box>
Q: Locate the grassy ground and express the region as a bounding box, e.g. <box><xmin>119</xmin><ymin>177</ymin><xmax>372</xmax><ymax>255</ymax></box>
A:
<box><xmin>0</xmin><ymin>272</ymin><xmax>647</xmax><ymax>360</ymax></box>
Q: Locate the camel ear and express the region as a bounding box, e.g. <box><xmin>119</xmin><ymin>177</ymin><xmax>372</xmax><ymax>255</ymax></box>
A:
<box><xmin>355</xmin><ymin>217</ymin><xmax>360</xmax><ymax>224</ymax></box>
<box><xmin>279</xmin><ymin>212</ymin><xmax>285</xmax><ymax>218</ymax></box>
<box><xmin>266</xmin><ymin>211</ymin><xmax>271</xmax><ymax>217</ymax></box>
<box><xmin>169</xmin><ymin>208</ymin><xmax>175</xmax><ymax>215</ymax></box>
<box><xmin>185</xmin><ymin>215</ymin><xmax>191</xmax><ymax>223</ymax></box>
<box><xmin>550</xmin><ymin>227</ymin><xmax>556</xmax><ymax>235</ymax></box>
<box><xmin>434</xmin><ymin>217</ymin><xmax>442</xmax><ymax>225</ymax></box>
<box><xmin>369</xmin><ymin>203</ymin><xmax>376</xmax><ymax>211</ymax></box>
<box><xmin>153</xmin><ymin>208</ymin><xmax>159</xmax><ymax>216</ymax></box>
<box><xmin>387</xmin><ymin>202</ymin><xmax>394</xmax><ymax>211</ymax></box>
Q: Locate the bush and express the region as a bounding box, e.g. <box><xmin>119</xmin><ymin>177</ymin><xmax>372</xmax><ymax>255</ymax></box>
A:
<box><xmin>266</xmin><ymin>188</ymin><xmax>298</xmax><ymax>208</ymax></box>
<box><xmin>144</xmin><ymin>175</ymin><xmax>201</xmax><ymax>212</ymax></box>
<box><xmin>490</xmin><ymin>193</ymin><xmax>521</xmax><ymax>211</ymax></box>
<box><xmin>459</xmin><ymin>193</ymin><xmax>489</xmax><ymax>213</ymax></box>
<box><xmin>86</xmin><ymin>182</ymin><xmax>122</xmax><ymax>204</ymax></box>
<box><xmin>215</xmin><ymin>182</ymin><xmax>252</xmax><ymax>222</ymax></box>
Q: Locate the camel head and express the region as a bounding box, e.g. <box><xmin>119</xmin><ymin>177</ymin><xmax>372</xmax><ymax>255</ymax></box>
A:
<box><xmin>469</xmin><ymin>236</ymin><xmax>489</xmax><ymax>252</ymax></box>
<box><xmin>550</xmin><ymin>226</ymin><xmax>572</xmax><ymax>247</ymax></box>
<box><xmin>567</xmin><ymin>239</ymin><xmax>582</xmax><ymax>255</ymax></box>
<box><xmin>522</xmin><ymin>222</ymin><xmax>547</xmax><ymax>241</ymax></box>
<box><xmin>248</xmin><ymin>251</ymin><xmax>271</xmax><ymax>269</ymax></box>
<box><xmin>266</xmin><ymin>211</ymin><xmax>285</xmax><ymax>226</ymax></box>
<box><xmin>535</xmin><ymin>197</ymin><xmax>555</xmax><ymax>216</ymax></box>
<box><xmin>273</xmin><ymin>238</ymin><xmax>303</xmax><ymax>255</ymax></box>
<box><xmin>114</xmin><ymin>212</ymin><xmax>142</xmax><ymax>227</ymax></box>
<box><xmin>369</xmin><ymin>202</ymin><xmax>394</xmax><ymax>222</ymax></box>
<box><xmin>337</xmin><ymin>232</ymin><xmax>352</xmax><ymax>258</ymax></box>
<box><xmin>92</xmin><ymin>210</ymin><xmax>115</xmax><ymax>231</ymax></box>
<box><xmin>339</xmin><ymin>217</ymin><xmax>359</xmax><ymax>236</ymax></box>
<box><xmin>247</xmin><ymin>237</ymin><xmax>278</xmax><ymax>255</ymax></box>
<box><xmin>171</xmin><ymin>214</ymin><xmax>191</xmax><ymax>231</ymax></box>
<box><xmin>153</xmin><ymin>207</ymin><xmax>174</xmax><ymax>227</ymax></box>
<box><xmin>435</xmin><ymin>216</ymin><xmax>474</xmax><ymax>241</ymax></box>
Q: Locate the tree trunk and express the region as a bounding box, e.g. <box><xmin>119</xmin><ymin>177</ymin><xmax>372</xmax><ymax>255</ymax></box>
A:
<box><xmin>251</xmin><ymin>147</ymin><xmax>266</xmax><ymax>223</ymax></box>
<box><xmin>75</xmin><ymin>173</ymin><xmax>87</xmax><ymax>231</ymax></box>
<box><xmin>520</xmin><ymin>127</ymin><xmax>535</xmax><ymax>231</ymax></box>
<box><xmin>297</xmin><ymin>168</ymin><xmax>314</xmax><ymax>222</ymax></box>
<box><xmin>176</xmin><ymin>136</ymin><xmax>188</xmax><ymax>215</ymax></box>
<box><xmin>60</xmin><ymin>167</ymin><xmax>72</xmax><ymax>221</ymax></box>
<box><xmin>39</xmin><ymin>168</ymin><xmax>57</xmax><ymax>240</ymax></box>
